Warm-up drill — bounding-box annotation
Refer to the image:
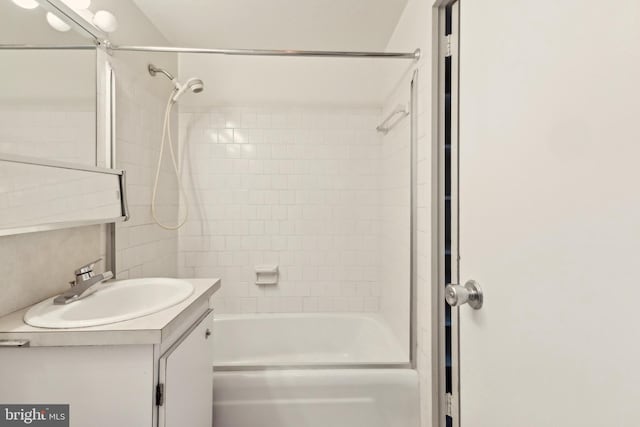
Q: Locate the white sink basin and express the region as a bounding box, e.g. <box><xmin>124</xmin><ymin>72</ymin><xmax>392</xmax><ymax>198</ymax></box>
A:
<box><xmin>24</xmin><ymin>278</ymin><xmax>194</xmax><ymax>329</ymax></box>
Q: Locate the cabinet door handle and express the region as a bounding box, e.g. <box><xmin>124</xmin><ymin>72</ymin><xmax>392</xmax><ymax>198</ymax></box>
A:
<box><xmin>205</xmin><ymin>329</ymin><xmax>212</xmax><ymax>339</ymax></box>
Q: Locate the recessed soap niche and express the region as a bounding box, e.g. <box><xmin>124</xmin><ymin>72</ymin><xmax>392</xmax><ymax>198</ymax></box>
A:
<box><xmin>255</xmin><ymin>265</ymin><xmax>279</xmax><ymax>285</ymax></box>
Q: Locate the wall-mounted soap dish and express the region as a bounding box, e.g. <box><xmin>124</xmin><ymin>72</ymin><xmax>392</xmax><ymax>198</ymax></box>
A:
<box><xmin>255</xmin><ymin>265</ymin><xmax>279</xmax><ymax>285</ymax></box>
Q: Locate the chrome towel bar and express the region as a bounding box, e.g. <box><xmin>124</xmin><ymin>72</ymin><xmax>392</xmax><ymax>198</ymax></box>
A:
<box><xmin>376</xmin><ymin>104</ymin><xmax>410</xmax><ymax>134</ymax></box>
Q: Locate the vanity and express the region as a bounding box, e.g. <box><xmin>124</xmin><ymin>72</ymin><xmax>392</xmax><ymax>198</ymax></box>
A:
<box><xmin>0</xmin><ymin>278</ymin><xmax>220</xmax><ymax>427</ymax></box>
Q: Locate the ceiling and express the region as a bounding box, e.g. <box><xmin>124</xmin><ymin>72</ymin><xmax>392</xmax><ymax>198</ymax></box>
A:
<box><xmin>132</xmin><ymin>0</ymin><xmax>408</xmax><ymax>51</ymax></box>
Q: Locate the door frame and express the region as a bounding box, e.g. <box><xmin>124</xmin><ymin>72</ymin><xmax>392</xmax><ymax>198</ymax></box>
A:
<box><xmin>431</xmin><ymin>1</ymin><xmax>460</xmax><ymax>426</ymax></box>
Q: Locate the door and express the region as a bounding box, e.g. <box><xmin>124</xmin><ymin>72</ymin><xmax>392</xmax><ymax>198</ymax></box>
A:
<box><xmin>158</xmin><ymin>310</ymin><xmax>214</xmax><ymax>427</ymax></box>
<box><xmin>455</xmin><ymin>0</ymin><xmax>640</xmax><ymax>426</ymax></box>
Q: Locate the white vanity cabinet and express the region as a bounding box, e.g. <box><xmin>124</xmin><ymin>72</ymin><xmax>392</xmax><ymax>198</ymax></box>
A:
<box><xmin>0</xmin><ymin>279</ymin><xmax>219</xmax><ymax>427</ymax></box>
<box><xmin>158</xmin><ymin>310</ymin><xmax>214</xmax><ymax>427</ymax></box>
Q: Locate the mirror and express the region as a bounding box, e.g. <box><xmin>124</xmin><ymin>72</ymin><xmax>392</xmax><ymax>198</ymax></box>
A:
<box><xmin>0</xmin><ymin>1</ymin><xmax>127</xmax><ymax>235</ymax></box>
<box><xmin>0</xmin><ymin>0</ymin><xmax>97</xmax><ymax>166</ymax></box>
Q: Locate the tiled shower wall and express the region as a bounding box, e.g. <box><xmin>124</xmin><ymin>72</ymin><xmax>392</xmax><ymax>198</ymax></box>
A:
<box><xmin>178</xmin><ymin>108</ymin><xmax>383</xmax><ymax>313</ymax></box>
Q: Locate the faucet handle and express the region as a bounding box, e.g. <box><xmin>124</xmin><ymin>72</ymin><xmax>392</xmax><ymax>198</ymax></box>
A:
<box><xmin>74</xmin><ymin>258</ymin><xmax>102</xmax><ymax>276</ymax></box>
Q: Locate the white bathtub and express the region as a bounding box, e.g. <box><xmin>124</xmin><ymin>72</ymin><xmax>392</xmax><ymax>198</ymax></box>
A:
<box><xmin>212</xmin><ymin>313</ymin><xmax>419</xmax><ymax>427</ymax></box>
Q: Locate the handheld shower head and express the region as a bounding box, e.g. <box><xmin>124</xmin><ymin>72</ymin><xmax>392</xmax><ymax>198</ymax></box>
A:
<box><xmin>148</xmin><ymin>64</ymin><xmax>204</xmax><ymax>103</ymax></box>
<box><xmin>171</xmin><ymin>78</ymin><xmax>205</xmax><ymax>102</ymax></box>
<box><xmin>188</xmin><ymin>79</ymin><xmax>204</xmax><ymax>93</ymax></box>
<box><xmin>149</xmin><ymin>66</ymin><xmax>205</xmax><ymax>230</ymax></box>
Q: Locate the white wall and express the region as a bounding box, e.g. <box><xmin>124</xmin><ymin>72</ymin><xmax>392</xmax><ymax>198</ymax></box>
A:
<box><xmin>133</xmin><ymin>0</ymin><xmax>408</xmax><ymax>52</ymax></box>
<box><xmin>178</xmin><ymin>55</ymin><xmax>406</xmax><ymax>109</ymax></box>
<box><xmin>0</xmin><ymin>226</ymin><xmax>105</xmax><ymax>317</ymax></box>
<box><xmin>382</xmin><ymin>0</ymin><xmax>433</xmax><ymax>425</ymax></box>
<box><xmin>178</xmin><ymin>107</ymin><xmax>382</xmax><ymax>313</ymax></box>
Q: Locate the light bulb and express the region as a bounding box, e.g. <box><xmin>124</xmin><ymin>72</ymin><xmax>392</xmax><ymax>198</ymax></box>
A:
<box><xmin>46</xmin><ymin>12</ymin><xmax>71</xmax><ymax>32</ymax></box>
<box><xmin>60</xmin><ymin>0</ymin><xmax>91</xmax><ymax>10</ymax></box>
<box><xmin>93</xmin><ymin>10</ymin><xmax>118</xmax><ymax>33</ymax></box>
<box><xmin>11</xmin><ymin>0</ymin><xmax>39</xmax><ymax>9</ymax></box>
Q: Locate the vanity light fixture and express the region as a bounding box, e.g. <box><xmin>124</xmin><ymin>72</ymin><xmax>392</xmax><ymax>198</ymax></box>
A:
<box><xmin>92</xmin><ymin>10</ymin><xmax>118</xmax><ymax>33</ymax></box>
<box><xmin>46</xmin><ymin>11</ymin><xmax>71</xmax><ymax>32</ymax></box>
<box><xmin>11</xmin><ymin>0</ymin><xmax>39</xmax><ymax>9</ymax></box>
<box><xmin>61</xmin><ymin>0</ymin><xmax>91</xmax><ymax>9</ymax></box>
<box><xmin>44</xmin><ymin>0</ymin><xmax>118</xmax><ymax>34</ymax></box>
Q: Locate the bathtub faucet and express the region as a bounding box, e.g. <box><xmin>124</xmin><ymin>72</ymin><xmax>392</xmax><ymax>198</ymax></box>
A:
<box><xmin>53</xmin><ymin>259</ymin><xmax>114</xmax><ymax>305</ymax></box>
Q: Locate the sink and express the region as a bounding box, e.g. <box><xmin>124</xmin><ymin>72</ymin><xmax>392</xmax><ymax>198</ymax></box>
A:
<box><xmin>24</xmin><ymin>278</ymin><xmax>194</xmax><ymax>329</ymax></box>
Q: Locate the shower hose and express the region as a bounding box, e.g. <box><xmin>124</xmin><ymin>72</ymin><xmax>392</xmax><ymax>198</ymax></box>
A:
<box><xmin>151</xmin><ymin>91</ymin><xmax>189</xmax><ymax>230</ymax></box>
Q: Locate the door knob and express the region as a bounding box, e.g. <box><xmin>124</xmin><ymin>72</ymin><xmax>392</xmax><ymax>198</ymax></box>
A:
<box><xmin>445</xmin><ymin>280</ymin><xmax>483</xmax><ymax>309</ymax></box>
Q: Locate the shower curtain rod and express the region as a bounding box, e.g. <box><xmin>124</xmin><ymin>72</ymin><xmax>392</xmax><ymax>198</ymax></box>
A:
<box><xmin>108</xmin><ymin>45</ymin><xmax>421</xmax><ymax>60</ymax></box>
<box><xmin>0</xmin><ymin>44</ymin><xmax>96</xmax><ymax>50</ymax></box>
<box><xmin>0</xmin><ymin>43</ymin><xmax>420</xmax><ymax>60</ymax></box>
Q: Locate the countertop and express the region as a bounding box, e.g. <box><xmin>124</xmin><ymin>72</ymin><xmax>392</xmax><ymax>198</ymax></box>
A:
<box><xmin>0</xmin><ymin>278</ymin><xmax>220</xmax><ymax>347</ymax></box>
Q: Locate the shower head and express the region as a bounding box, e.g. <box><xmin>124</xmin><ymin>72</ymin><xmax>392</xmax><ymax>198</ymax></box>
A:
<box><xmin>148</xmin><ymin>63</ymin><xmax>204</xmax><ymax>103</ymax></box>
<box><xmin>172</xmin><ymin>77</ymin><xmax>205</xmax><ymax>102</ymax></box>
<box><xmin>186</xmin><ymin>78</ymin><xmax>204</xmax><ymax>94</ymax></box>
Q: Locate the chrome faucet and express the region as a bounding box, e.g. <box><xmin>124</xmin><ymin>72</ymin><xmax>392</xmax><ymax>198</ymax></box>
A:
<box><xmin>53</xmin><ymin>259</ymin><xmax>114</xmax><ymax>305</ymax></box>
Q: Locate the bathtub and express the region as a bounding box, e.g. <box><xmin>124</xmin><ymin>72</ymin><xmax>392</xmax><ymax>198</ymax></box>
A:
<box><xmin>212</xmin><ymin>313</ymin><xmax>419</xmax><ymax>427</ymax></box>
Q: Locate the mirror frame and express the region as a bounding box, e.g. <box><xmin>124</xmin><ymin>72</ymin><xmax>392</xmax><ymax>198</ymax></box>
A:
<box><xmin>0</xmin><ymin>155</ymin><xmax>129</xmax><ymax>237</ymax></box>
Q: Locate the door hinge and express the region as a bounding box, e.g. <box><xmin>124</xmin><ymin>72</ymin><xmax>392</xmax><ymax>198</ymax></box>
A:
<box><xmin>446</xmin><ymin>392</ymin><xmax>454</xmax><ymax>417</ymax></box>
<box><xmin>444</xmin><ymin>34</ymin><xmax>453</xmax><ymax>57</ymax></box>
<box><xmin>155</xmin><ymin>383</ymin><xmax>164</xmax><ymax>406</ymax></box>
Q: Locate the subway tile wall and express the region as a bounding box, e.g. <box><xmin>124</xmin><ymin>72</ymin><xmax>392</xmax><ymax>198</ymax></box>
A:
<box><xmin>178</xmin><ymin>107</ymin><xmax>384</xmax><ymax>313</ymax></box>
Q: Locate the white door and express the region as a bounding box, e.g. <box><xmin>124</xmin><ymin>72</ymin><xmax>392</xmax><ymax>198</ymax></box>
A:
<box><xmin>456</xmin><ymin>0</ymin><xmax>640</xmax><ymax>426</ymax></box>
<box><xmin>158</xmin><ymin>310</ymin><xmax>214</xmax><ymax>427</ymax></box>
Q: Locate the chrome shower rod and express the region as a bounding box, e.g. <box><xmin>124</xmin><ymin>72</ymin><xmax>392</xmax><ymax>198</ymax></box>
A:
<box><xmin>0</xmin><ymin>44</ymin><xmax>96</xmax><ymax>50</ymax></box>
<box><xmin>0</xmin><ymin>44</ymin><xmax>420</xmax><ymax>59</ymax></box>
<box><xmin>109</xmin><ymin>44</ymin><xmax>421</xmax><ymax>60</ymax></box>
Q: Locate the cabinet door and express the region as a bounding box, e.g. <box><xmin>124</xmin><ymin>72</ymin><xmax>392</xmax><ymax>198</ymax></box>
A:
<box><xmin>158</xmin><ymin>310</ymin><xmax>213</xmax><ymax>427</ymax></box>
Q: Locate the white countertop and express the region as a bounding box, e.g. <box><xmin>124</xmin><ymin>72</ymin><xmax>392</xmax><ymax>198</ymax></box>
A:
<box><xmin>0</xmin><ymin>278</ymin><xmax>220</xmax><ymax>347</ymax></box>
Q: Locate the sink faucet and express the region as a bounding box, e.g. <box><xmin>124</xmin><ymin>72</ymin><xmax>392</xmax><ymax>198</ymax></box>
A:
<box><xmin>53</xmin><ymin>259</ymin><xmax>114</xmax><ymax>305</ymax></box>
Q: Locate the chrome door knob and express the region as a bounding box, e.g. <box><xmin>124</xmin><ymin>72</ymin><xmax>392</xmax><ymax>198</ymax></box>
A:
<box><xmin>445</xmin><ymin>280</ymin><xmax>483</xmax><ymax>309</ymax></box>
